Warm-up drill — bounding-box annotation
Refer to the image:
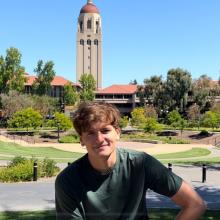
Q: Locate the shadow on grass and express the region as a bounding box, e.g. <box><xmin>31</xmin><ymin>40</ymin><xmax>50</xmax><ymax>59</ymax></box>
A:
<box><xmin>0</xmin><ymin>209</ymin><xmax>220</xmax><ymax>220</ymax></box>
<box><xmin>0</xmin><ymin>209</ymin><xmax>219</xmax><ymax>219</ymax></box>
<box><xmin>0</xmin><ymin>210</ymin><xmax>55</xmax><ymax>220</ymax></box>
<box><xmin>149</xmin><ymin>208</ymin><xmax>220</xmax><ymax>219</ymax></box>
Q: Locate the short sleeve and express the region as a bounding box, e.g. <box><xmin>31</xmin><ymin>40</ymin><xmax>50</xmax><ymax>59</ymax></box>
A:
<box><xmin>144</xmin><ymin>154</ymin><xmax>182</xmax><ymax>197</ymax></box>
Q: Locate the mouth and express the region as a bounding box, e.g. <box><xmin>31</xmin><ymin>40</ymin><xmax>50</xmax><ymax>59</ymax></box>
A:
<box><xmin>95</xmin><ymin>144</ymin><xmax>109</xmax><ymax>149</ymax></box>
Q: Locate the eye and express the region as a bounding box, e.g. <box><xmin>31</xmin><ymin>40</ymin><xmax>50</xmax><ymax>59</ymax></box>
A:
<box><xmin>101</xmin><ymin>128</ymin><xmax>111</xmax><ymax>134</ymax></box>
<box><xmin>87</xmin><ymin>131</ymin><xmax>95</xmax><ymax>136</ymax></box>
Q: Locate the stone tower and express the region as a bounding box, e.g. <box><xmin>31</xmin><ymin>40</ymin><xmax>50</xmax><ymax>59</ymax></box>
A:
<box><xmin>76</xmin><ymin>0</ymin><xmax>102</xmax><ymax>89</ymax></box>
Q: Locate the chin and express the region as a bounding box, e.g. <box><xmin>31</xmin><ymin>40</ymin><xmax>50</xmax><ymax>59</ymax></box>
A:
<box><xmin>95</xmin><ymin>147</ymin><xmax>114</xmax><ymax>157</ymax></box>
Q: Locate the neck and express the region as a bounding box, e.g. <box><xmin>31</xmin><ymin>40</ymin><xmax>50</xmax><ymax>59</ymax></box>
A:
<box><xmin>88</xmin><ymin>150</ymin><xmax>117</xmax><ymax>173</ymax></box>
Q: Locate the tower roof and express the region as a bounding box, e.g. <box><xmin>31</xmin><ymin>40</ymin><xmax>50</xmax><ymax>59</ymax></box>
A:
<box><xmin>80</xmin><ymin>0</ymin><xmax>100</xmax><ymax>14</ymax></box>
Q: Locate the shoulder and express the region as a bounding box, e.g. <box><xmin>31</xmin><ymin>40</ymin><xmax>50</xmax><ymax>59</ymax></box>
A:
<box><xmin>55</xmin><ymin>154</ymin><xmax>87</xmax><ymax>189</ymax></box>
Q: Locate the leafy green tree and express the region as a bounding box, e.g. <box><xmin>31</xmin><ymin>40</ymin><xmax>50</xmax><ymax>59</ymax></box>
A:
<box><xmin>138</xmin><ymin>75</ymin><xmax>163</xmax><ymax>106</ymax></box>
<box><xmin>32</xmin><ymin>60</ymin><xmax>55</xmax><ymax>96</ymax></box>
<box><xmin>165</xmin><ymin>68</ymin><xmax>192</xmax><ymax>112</ymax></box>
<box><xmin>201</xmin><ymin>111</ymin><xmax>219</xmax><ymax>131</ymax></box>
<box><xmin>8</xmin><ymin>108</ymin><xmax>43</xmax><ymax>131</ymax></box>
<box><xmin>0</xmin><ymin>47</ymin><xmax>26</xmax><ymax>93</ymax></box>
<box><xmin>119</xmin><ymin>116</ymin><xmax>129</xmax><ymax>128</ymax></box>
<box><xmin>64</xmin><ymin>81</ymin><xmax>79</xmax><ymax>105</ymax></box>
<box><xmin>130</xmin><ymin>107</ymin><xmax>146</xmax><ymax>127</ymax></box>
<box><xmin>191</xmin><ymin>75</ymin><xmax>213</xmax><ymax>112</ymax></box>
<box><xmin>143</xmin><ymin>117</ymin><xmax>162</xmax><ymax>134</ymax></box>
<box><xmin>177</xmin><ymin>118</ymin><xmax>188</xmax><ymax>137</ymax></box>
<box><xmin>50</xmin><ymin>112</ymin><xmax>72</xmax><ymax>131</ymax></box>
<box><xmin>167</xmin><ymin>110</ymin><xmax>182</xmax><ymax>129</ymax></box>
<box><xmin>79</xmin><ymin>73</ymin><xmax>96</xmax><ymax>101</ymax></box>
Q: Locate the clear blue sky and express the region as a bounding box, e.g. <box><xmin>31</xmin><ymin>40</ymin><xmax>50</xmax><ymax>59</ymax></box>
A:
<box><xmin>0</xmin><ymin>0</ymin><xmax>220</xmax><ymax>87</ymax></box>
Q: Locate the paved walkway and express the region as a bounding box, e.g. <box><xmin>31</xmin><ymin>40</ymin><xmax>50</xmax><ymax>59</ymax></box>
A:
<box><xmin>0</xmin><ymin>164</ymin><xmax>219</xmax><ymax>212</ymax></box>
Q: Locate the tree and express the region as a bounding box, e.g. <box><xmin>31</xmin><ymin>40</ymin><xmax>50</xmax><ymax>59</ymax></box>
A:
<box><xmin>129</xmin><ymin>79</ymin><xmax>137</xmax><ymax>85</ymax></box>
<box><xmin>119</xmin><ymin>116</ymin><xmax>129</xmax><ymax>128</ymax></box>
<box><xmin>32</xmin><ymin>60</ymin><xmax>56</xmax><ymax>96</ymax></box>
<box><xmin>191</xmin><ymin>75</ymin><xmax>213</xmax><ymax>113</ymax></box>
<box><xmin>32</xmin><ymin>95</ymin><xmax>59</xmax><ymax>117</ymax></box>
<box><xmin>143</xmin><ymin>117</ymin><xmax>162</xmax><ymax>134</ymax></box>
<box><xmin>130</xmin><ymin>107</ymin><xmax>146</xmax><ymax>127</ymax></box>
<box><xmin>165</xmin><ymin>68</ymin><xmax>192</xmax><ymax>112</ymax></box>
<box><xmin>8</xmin><ymin>108</ymin><xmax>43</xmax><ymax>131</ymax></box>
<box><xmin>177</xmin><ymin>118</ymin><xmax>188</xmax><ymax>138</ymax></box>
<box><xmin>167</xmin><ymin>110</ymin><xmax>182</xmax><ymax>129</ymax></box>
<box><xmin>0</xmin><ymin>47</ymin><xmax>26</xmax><ymax>93</ymax></box>
<box><xmin>51</xmin><ymin>112</ymin><xmax>73</xmax><ymax>131</ymax></box>
<box><xmin>187</xmin><ymin>103</ymin><xmax>201</xmax><ymax>129</ymax></box>
<box><xmin>138</xmin><ymin>75</ymin><xmax>163</xmax><ymax>106</ymax></box>
<box><xmin>0</xmin><ymin>91</ymin><xmax>34</xmax><ymax>118</ymax></box>
<box><xmin>144</xmin><ymin>105</ymin><xmax>158</xmax><ymax>119</ymax></box>
<box><xmin>201</xmin><ymin>111</ymin><xmax>220</xmax><ymax>131</ymax></box>
<box><xmin>79</xmin><ymin>73</ymin><xmax>96</xmax><ymax>101</ymax></box>
<box><xmin>64</xmin><ymin>81</ymin><xmax>79</xmax><ymax>105</ymax></box>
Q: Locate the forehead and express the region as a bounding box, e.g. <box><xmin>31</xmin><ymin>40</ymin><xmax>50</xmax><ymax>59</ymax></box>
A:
<box><xmin>84</xmin><ymin>122</ymin><xmax>112</xmax><ymax>132</ymax></box>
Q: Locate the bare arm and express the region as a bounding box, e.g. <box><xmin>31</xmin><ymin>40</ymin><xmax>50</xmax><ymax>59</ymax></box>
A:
<box><xmin>171</xmin><ymin>181</ymin><xmax>206</xmax><ymax>220</ymax></box>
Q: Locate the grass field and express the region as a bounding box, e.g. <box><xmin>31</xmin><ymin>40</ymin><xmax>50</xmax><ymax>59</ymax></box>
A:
<box><xmin>0</xmin><ymin>209</ymin><xmax>219</xmax><ymax>220</ymax></box>
<box><xmin>0</xmin><ymin>141</ymin><xmax>84</xmax><ymax>162</ymax></box>
<box><xmin>0</xmin><ymin>140</ymin><xmax>220</xmax><ymax>164</ymax></box>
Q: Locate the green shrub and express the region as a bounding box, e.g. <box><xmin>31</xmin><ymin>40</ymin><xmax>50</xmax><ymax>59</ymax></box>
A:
<box><xmin>9</xmin><ymin>156</ymin><xmax>28</xmax><ymax>167</ymax></box>
<box><xmin>0</xmin><ymin>157</ymin><xmax>60</xmax><ymax>182</ymax></box>
<box><xmin>119</xmin><ymin>116</ymin><xmax>129</xmax><ymax>128</ymax></box>
<box><xmin>0</xmin><ymin>160</ymin><xmax>33</xmax><ymax>182</ymax></box>
<box><xmin>41</xmin><ymin>158</ymin><xmax>59</xmax><ymax>177</ymax></box>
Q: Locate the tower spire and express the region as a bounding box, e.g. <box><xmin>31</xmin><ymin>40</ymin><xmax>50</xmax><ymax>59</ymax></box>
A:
<box><xmin>87</xmin><ymin>0</ymin><xmax>92</xmax><ymax>4</ymax></box>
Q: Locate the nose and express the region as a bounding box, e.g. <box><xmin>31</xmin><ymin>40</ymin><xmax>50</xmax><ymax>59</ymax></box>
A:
<box><xmin>96</xmin><ymin>131</ymin><xmax>105</xmax><ymax>143</ymax></box>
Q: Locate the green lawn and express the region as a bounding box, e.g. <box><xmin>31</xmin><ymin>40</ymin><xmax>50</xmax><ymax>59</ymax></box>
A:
<box><xmin>0</xmin><ymin>141</ymin><xmax>219</xmax><ymax>164</ymax></box>
<box><xmin>0</xmin><ymin>209</ymin><xmax>219</xmax><ymax>220</ymax></box>
<box><xmin>154</xmin><ymin>148</ymin><xmax>211</xmax><ymax>159</ymax></box>
<box><xmin>163</xmin><ymin>156</ymin><xmax>220</xmax><ymax>165</ymax></box>
<box><xmin>0</xmin><ymin>141</ymin><xmax>84</xmax><ymax>162</ymax></box>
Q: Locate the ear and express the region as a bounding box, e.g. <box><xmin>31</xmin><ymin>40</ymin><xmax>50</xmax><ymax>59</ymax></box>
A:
<box><xmin>80</xmin><ymin>137</ymin><xmax>84</xmax><ymax>146</ymax></box>
<box><xmin>115</xmin><ymin>128</ymin><xmax>121</xmax><ymax>140</ymax></box>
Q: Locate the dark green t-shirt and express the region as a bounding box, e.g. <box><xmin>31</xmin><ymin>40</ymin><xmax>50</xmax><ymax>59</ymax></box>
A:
<box><xmin>55</xmin><ymin>148</ymin><xmax>182</xmax><ymax>220</ymax></box>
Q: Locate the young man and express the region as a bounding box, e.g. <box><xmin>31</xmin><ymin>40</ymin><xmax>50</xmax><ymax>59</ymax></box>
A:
<box><xmin>55</xmin><ymin>102</ymin><xmax>206</xmax><ymax>220</ymax></box>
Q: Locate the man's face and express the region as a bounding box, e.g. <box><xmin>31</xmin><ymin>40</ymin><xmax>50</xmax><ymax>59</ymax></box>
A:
<box><xmin>80</xmin><ymin>122</ymin><xmax>120</xmax><ymax>158</ymax></box>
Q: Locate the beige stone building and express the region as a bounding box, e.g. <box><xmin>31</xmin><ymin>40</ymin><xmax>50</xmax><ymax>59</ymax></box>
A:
<box><xmin>76</xmin><ymin>0</ymin><xmax>102</xmax><ymax>89</ymax></box>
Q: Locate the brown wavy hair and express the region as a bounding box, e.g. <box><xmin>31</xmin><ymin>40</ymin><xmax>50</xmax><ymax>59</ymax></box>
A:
<box><xmin>73</xmin><ymin>101</ymin><xmax>120</xmax><ymax>135</ymax></box>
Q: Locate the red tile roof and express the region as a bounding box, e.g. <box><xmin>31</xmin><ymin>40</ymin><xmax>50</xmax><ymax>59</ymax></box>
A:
<box><xmin>25</xmin><ymin>74</ymin><xmax>80</xmax><ymax>87</ymax></box>
<box><xmin>96</xmin><ymin>84</ymin><xmax>137</xmax><ymax>94</ymax></box>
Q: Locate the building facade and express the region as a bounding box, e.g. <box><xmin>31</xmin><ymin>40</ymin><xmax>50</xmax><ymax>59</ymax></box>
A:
<box><xmin>76</xmin><ymin>0</ymin><xmax>102</xmax><ymax>89</ymax></box>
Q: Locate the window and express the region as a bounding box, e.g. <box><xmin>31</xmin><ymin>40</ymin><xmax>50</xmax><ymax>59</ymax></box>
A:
<box><xmin>80</xmin><ymin>39</ymin><xmax>84</xmax><ymax>45</ymax></box>
<box><xmin>87</xmin><ymin>19</ymin><xmax>92</xmax><ymax>29</ymax></box>
<box><xmin>94</xmin><ymin>39</ymin><xmax>98</xmax><ymax>45</ymax></box>
<box><xmin>96</xmin><ymin>21</ymin><xmax>99</xmax><ymax>33</ymax></box>
<box><xmin>87</xmin><ymin>39</ymin><xmax>91</xmax><ymax>45</ymax></box>
<box><xmin>80</xmin><ymin>21</ymin><xmax>83</xmax><ymax>32</ymax></box>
